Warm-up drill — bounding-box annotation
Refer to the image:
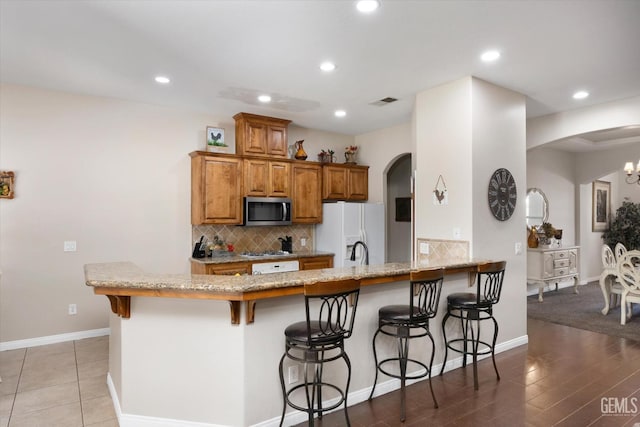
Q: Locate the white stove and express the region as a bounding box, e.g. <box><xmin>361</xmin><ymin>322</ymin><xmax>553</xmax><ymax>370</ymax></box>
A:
<box><xmin>240</xmin><ymin>250</ymin><xmax>290</xmax><ymax>258</ymax></box>
<box><xmin>251</xmin><ymin>260</ymin><xmax>299</xmax><ymax>275</ymax></box>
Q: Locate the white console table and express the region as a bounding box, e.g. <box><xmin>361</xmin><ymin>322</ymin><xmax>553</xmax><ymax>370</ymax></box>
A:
<box><xmin>527</xmin><ymin>246</ymin><xmax>580</xmax><ymax>302</ymax></box>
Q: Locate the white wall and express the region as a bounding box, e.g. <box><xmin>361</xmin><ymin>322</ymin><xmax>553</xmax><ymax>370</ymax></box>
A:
<box><xmin>527</xmin><ymin>96</ymin><xmax>640</xmax><ymax>149</ymax></box>
<box><xmin>414</xmin><ymin>77</ymin><xmax>473</xmax><ymax>243</ymax></box>
<box><xmin>526</xmin><ymin>146</ymin><xmax>577</xmax><ymax>245</ymax></box>
<box><xmin>0</xmin><ymin>84</ymin><xmax>230</xmax><ymax>342</ymax></box>
<box><xmin>355</xmin><ymin>122</ymin><xmax>412</xmax><ymax>203</ymax></box>
<box><xmin>470</xmin><ymin>78</ymin><xmax>528</xmax><ymax>343</ymax></box>
<box><xmin>413</xmin><ymin>77</ymin><xmax>528</xmax><ymax>345</ymax></box>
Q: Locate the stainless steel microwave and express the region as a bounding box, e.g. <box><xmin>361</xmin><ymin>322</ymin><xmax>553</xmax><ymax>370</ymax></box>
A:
<box><xmin>243</xmin><ymin>197</ymin><xmax>292</xmax><ymax>226</ymax></box>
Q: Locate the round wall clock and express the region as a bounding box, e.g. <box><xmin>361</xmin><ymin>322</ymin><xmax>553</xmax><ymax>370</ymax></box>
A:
<box><xmin>488</xmin><ymin>168</ymin><xmax>517</xmax><ymax>221</ymax></box>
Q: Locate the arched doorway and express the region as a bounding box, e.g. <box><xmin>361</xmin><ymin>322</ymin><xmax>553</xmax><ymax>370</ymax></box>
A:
<box><xmin>386</xmin><ymin>153</ymin><xmax>412</xmax><ymax>262</ymax></box>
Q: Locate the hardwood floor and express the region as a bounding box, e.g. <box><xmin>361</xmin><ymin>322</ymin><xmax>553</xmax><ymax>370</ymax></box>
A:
<box><xmin>298</xmin><ymin>318</ymin><xmax>640</xmax><ymax>426</ymax></box>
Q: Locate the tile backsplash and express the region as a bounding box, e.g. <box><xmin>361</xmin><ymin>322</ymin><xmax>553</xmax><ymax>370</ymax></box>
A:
<box><xmin>416</xmin><ymin>238</ymin><xmax>469</xmax><ymax>264</ymax></box>
<box><xmin>192</xmin><ymin>224</ymin><xmax>314</xmax><ymax>253</ymax></box>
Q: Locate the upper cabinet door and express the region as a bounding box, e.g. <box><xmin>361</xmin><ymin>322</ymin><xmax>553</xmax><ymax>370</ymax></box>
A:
<box><xmin>267</xmin><ymin>125</ymin><xmax>288</xmax><ymax>157</ymax></box>
<box><xmin>244</xmin><ymin>158</ymin><xmax>268</xmax><ymax>196</ymax></box>
<box><xmin>292</xmin><ymin>163</ymin><xmax>322</xmax><ymax>223</ymax></box>
<box><xmin>234</xmin><ymin>113</ymin><xmax>291</xmax><ymax>158</ymax></box>
<box><xmin>269</xmin><ymin>161</ymin><xmax>290</xmax><ymax>197</ymax></box>
<box><xmin>244</xmin><ymin>158</ymin><xmax>290</xmax><ymax>198</ymax></box>
<box><xmin>322</xmin><ymin>164</ymin><xmax>369</xmax><ymax>201</ymax></box>
<box><xmin>191</xmin><ymin>153</ymin><xmax>242</xmax><ymax>225</ymax></box>
<box><xmin>347</xmin><ymin>167</ymin><xmax>368</xmax><ymax>201</ymax></box>
<box><xmin>322</xmin><ymin>165</ymin><xmax>348</xmax><ymax>200</ymax></box>
<box><xmin>245</xmin><ymin>122</ymin><xmax>268</xmax><ymax>155</ymax></box>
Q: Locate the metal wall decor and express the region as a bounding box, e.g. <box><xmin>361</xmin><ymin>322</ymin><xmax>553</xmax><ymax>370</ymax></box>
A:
<box><xmin>488</xmin><ymin>168</ymin><xmax>517</xmax><ymax>221</ymax></box>
<box><xmin>0</xmin><ymin>171</ymin><xmax>15</xmax><ymax>199</ymax></box>
<box><xmin>432</xmin><ymin>175</ymin><xmax>448</xmax><ymax>205</ymax></box>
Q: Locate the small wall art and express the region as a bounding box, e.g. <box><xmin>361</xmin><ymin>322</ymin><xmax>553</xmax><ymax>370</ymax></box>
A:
<box><xmin>0</xmin><ymin>171</ymin><xmax>15</xmax><ymax>199</ymax></box>
<box><xmin>592</xmin><ymin>180</ymin><xmax>611</xmax><ymax>232</ymax></box>
<box><xmin>206</xmin><ymin>126</ymin><xmax>228</xmax><ymax>153</ymax></box>
<box><xmin>433</xmin><ymin>174</ymin><xmax>448</xmax><ymax>205</ymax></box>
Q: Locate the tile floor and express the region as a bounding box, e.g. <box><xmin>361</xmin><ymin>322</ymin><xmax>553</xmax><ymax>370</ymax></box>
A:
<box><xmin>0</xmin><ymin>335</ymin><xmax>118</xmax><ymax>427</ymax></box>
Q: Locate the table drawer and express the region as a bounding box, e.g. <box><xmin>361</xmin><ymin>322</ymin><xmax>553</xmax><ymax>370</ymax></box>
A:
<box><xmin>553</xmin><ymin>250</ymin><xmax>569</xmax><ymax>260</ymax></box>
<box><xmin>553</xmin><ymin>267</ymin><xmax>569</xmax><ymax>277</ymax></box>
<box><xmin>554</xmin><ymin>258</ymin><xmax>569</xmax><ymax>268</ymax></box>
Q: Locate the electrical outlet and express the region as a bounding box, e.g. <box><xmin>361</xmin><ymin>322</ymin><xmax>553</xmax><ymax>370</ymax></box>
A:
<box><xmin>515</xmin><ymin>242</ymin><xmax>523</xmax><ymax>255</ymax></box>
<box><xmin>453</xmin><ymin>227</ymin><xmax>461</xmax><ymax>239</ymax></box>
<box><xmin>288</xmin><ymin>365</ymin><xmax>299</xmax><ymax>384</ymax></box>
<box><xmin>300</xmin><ymin>238</ymin><xmax>307</xmax><ymax>247</ymax></box>
<box><xmin>419</xmin><ymin>242</ymin><xmax>429</xmax><ymax>254</ymax></box>
<box><xmin>68</xmin><ymin>304</ymin><xmax>77</xmax><ymax>315</ymax></box>
<box><xmin>64</xmin><ymin>241</ymin><xmax>77</xmax><ymax>252</ymax></box>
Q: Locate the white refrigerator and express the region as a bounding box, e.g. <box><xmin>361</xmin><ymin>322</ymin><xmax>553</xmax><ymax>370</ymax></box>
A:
<box><xmin>315</xmin><ymin>202</ymin><xmax>385</xmax><ymax>267</ymax></box>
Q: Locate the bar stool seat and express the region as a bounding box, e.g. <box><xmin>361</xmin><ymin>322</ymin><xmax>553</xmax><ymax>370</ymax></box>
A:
<box><xmin>368</xmin><ymin>269</ymin><xmax>444</xmax><ymax>422</ymax></box>
<box><xmin>440</xmin><ymin>261</ymin><xmax>506</xmax><ymax>390</ymax></box>
<box><xmin>278</xmin><ymin>278</ymin><xmax>360</xmax><ymax>427</ymax></box>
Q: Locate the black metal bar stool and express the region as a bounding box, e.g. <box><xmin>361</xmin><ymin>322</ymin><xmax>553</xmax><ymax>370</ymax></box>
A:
<box><xmin>278</xmin><ymin>278</ymin><xmax>360</xmax><ymax>427</ymax></box>
<box><xmin>440</xmin><ymin>261</ymin><xmax>506</xmax><ymax>390</ymax></box>
<box><xmin>368</xmin><ymin>268</ymin><xmax>444</xmax><ymax>422</ymax></box>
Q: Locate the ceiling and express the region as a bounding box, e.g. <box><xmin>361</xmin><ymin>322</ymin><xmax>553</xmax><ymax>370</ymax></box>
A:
<box><xmin>1</xmin><ymin>0</ymin><xmax>640</xmax><ymax>150</ymax></box>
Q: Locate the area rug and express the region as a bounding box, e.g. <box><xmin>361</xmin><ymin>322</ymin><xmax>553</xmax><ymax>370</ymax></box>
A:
<box><xmin>527</xmin><ymin>282</ymin><xmax>640</xmax><ymax>342</ymax></box>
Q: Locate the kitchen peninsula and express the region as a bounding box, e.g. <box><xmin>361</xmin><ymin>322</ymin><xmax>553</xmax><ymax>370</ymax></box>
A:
<box><xmin>85</xmin><ymin>258</ymin><xmax>500</xmax><ymax>427</ymax></box>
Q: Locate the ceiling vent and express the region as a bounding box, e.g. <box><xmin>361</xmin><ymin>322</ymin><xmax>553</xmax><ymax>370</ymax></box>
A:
<box><xmin>370</xmin><ymin>97</ymin><xmax>398</xmax><ymax>106</ymax></box>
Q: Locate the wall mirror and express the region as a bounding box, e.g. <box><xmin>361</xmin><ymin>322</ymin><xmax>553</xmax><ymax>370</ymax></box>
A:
<box><xmin>526</xmin><ymin>188</ymin><xmax>549</xmax><ymax>228</ymax></box>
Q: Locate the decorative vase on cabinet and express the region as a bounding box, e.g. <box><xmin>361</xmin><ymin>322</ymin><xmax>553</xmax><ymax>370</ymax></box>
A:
<box><xmin>294</xmin><ymin>140</ymin><xmax>308</xmax><ymax>160</ymax></box>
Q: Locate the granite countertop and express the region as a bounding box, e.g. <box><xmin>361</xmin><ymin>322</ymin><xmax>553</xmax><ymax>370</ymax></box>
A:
<box><xmin>190</xmin><ymin>250</ymin><xmax>335</xmax><ymax>264</ymax></box>
<box><xmin>84</xmin><ymin>258</ymin><xmax>490</xmax><ymax>295</ymax></box>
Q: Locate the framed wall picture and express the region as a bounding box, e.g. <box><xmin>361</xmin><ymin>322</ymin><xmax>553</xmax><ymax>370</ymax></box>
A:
<box><xmin>592</xmin><ymin>180</ymin><xmax>611</xmax><ymax>232</ymax></box>
<box><xmin>395</xmin><ymin>197</ymin><xmax>411</xmax><ymax>222</ymax></box>
<box><xmin>0</xmin><ymin>171</ymin><xmax>15</xmax><ymax>199</ymax></box>
<box><xmin>206</xmin><ymin>126</ymin><xmax>227</xmax><ymax>152</ymax></box>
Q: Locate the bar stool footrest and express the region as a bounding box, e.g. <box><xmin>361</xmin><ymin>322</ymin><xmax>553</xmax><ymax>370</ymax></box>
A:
<box><xmin>377</xmin><ymin>357</ymin><xmax>431</xmax><ymax>381</ymax></box>
<box><xmin>284</xmin><ymin>382</ymin><xmax>345</xmax><ymax>414</ymax></box>
<box><xmin>445</xmin><ymin>337</ymin><xmax>494</xmax><ymax>357</ymax></box>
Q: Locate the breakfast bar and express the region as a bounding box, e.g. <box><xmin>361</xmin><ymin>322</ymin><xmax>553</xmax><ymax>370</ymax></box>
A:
<box><xmin>85</xmin><ymin>259</ymin><xmax>502</xmax><ymax>426</ymax></box>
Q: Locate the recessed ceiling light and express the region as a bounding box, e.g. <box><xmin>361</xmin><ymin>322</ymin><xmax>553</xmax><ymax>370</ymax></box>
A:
<box><xmin>573</xmin><ymin>91</ymin><xmax>589</xmax><ymax>100</ymax></box>
<box><xmin>320</xmin><ymin>62</ymin><xmax>336</xmax><ymax>72</ymax></box>
<box><xmin>481</xmin><ymin>50</ymin><xmax>500</xmax><ymax>62</ymax></box>
<box><xmin>356</xmin><ymin>0</ymin><xmax>380</xmax><ymax>13</ymax></box>
<box><xmin>258</xmin><ymin>94</ymin><xmax>272</xmax><ymax>103</ymax></box>
<box><xmin>154</xmin><ymin>76</ymin><xmax>170</xmax><ymax>84</ymax></box>
<box><xmin>335</xmin><ymin>110</ymin><xmax>347</xmax><ymax>117</ymax></box>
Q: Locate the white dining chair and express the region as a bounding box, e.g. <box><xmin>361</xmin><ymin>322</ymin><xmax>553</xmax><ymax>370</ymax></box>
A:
<box><xmin>616</xmin><ymin>250</ymin><xmax>640</xmax><ymax>325</ymax></box>
<box><xmin>599</xmin><ymin>245</ymin><xmax>624</xmax><ymax>315</ymax></box>
<box><xmin>615</xmin><ymin>242</ymin><xmax>628</xmax><ymax>262</ymax></box>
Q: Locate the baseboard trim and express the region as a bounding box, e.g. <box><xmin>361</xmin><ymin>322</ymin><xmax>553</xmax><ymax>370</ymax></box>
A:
<box><xmin>107</xmin><ymin>373</ymin><xmax>231</xmax><ymax>427</ymax></box>
<box><xmin>0</xmin><ymin>328</ymin><xmax>110</xmax><ymax>351</ymax></box>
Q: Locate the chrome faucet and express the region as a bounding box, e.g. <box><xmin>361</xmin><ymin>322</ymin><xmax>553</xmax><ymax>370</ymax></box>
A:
<box><xmin>350</xmin><ymin>241</ymin><xmax>369</xmax><ymax>265</ymax></box>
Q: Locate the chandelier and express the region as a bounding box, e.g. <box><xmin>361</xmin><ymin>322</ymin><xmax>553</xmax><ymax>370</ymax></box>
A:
<box><xmin>624</xmin><ymin>161</ymin><xmax>640</xmax><ymax>184</ymax></box>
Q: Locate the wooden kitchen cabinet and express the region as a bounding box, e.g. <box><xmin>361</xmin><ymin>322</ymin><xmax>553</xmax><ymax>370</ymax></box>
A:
<box><xmin>191</xmin><ymin>255</ymin><xmax>332</xmax><ymax>275</ymax></box>
<box><xmin>298</xmin><ymin>255</ymin><xmax>334</xmax><ymax>270</ymax></box>
<box><xmin>234</xmin><ymin>112</ymin><xmax>291</xmax><ymax>158</ymax></box>
<box><xmin>191</xmin><ymin>261</ymin><xmax>251</xmax><ymax>276</ymax></box>
<box><xmin>291</xmin><ymin>162</ymin><xmax>323</xmax><ymax>224</ymax></box>
<box><xmin>243</xmin><ymin>158</ymin><xmax>290</xmax><ymax>198</ymax></box>
<box><xmin>322</xmin><ymin>164</ymin><xmax>369</xmax><ymax>201</ymax></box>
<box><xmin>191</xmin><ymin>152</ymin><xmax>243</xmax><ymax>225</ymax></box>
